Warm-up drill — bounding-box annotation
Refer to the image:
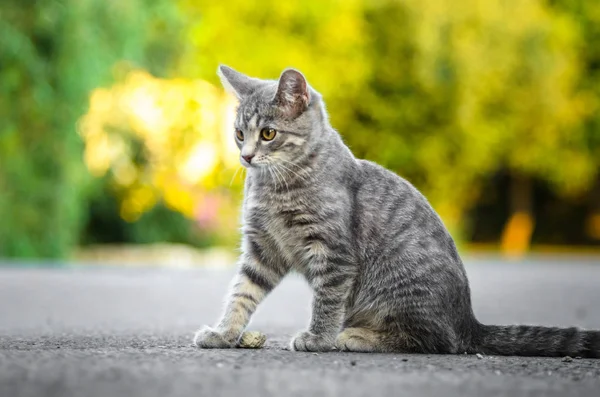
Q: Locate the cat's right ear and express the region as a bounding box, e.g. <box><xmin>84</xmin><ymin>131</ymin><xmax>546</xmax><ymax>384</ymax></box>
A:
<box><xmin>274</xmin><ymin>69</ymin><xmax>311</xmax><ymax>119</ymax></box>
<box><xmin>217</xmin><ymin>65</ymin><xmax>261</xmax><ymax>100</ymax></box>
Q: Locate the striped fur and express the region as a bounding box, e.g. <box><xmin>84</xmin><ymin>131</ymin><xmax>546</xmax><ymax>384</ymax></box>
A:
<box><xmin>193</xmin><ymin>65</ymin><xmax>600</xmax><ymax>357</ymax></box>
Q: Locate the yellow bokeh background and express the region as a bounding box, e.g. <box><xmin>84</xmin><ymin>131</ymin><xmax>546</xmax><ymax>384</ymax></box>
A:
<box><xmin>3</xmin><ymin>0</ymin><xmax>598</xmax><ymax>259</ymax></box>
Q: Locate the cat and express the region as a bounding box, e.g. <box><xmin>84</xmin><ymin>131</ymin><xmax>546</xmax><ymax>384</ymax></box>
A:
<box><xmin>193</xmin><ymin>65</ymin><xmax>600</xmax><ymax>356</ymax></box>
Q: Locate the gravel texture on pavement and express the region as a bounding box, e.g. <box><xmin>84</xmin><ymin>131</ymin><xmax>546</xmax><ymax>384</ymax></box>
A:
<box><xmin>1</xmin><ymin>256</ymin><xmax>600</xmax><ymax>397</ymax></box>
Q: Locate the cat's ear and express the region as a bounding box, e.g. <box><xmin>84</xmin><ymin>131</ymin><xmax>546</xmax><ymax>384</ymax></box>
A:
<box><xmin>274</xmin><ymin>69</ymin><xmax>311</xmax><ymax>118</ymax></box>
<box><xmin>217</xmin><ymin>65</ymin><xmax>262</xmax><ymax>100</ymax></box>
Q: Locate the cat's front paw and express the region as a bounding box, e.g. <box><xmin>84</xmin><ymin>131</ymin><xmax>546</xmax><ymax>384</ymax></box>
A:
<box><xmin>193</xmin><ymin>326</ymin><xmax>235</xmax><ymax>349</ymax></box>
<box><xmin>290</xmin><ymin>331</ymin><xmax>335</xmax><ymax>352</ymax></box>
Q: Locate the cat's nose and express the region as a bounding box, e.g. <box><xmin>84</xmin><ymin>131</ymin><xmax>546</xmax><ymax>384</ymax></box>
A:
<box><xmin>242</xmin><ymin>154</ymin><xmax>255</xmax><ymax>164</ymax></box>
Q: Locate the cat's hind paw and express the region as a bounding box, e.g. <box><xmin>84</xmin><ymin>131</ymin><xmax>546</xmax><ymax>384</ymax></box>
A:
<box><xmin>193</xmin><ymin>326</ymin><xmax>236</xmax><ymax>349</ymax></box>
<box><xmin>290</xmin><ymin>331</ymin><xmax>334</xmax><ymax>352</ymax></box>
<box><xmin>335</xmin><ymin>328</ymin><xmax>380</xmax><ymax>352</ymax></box>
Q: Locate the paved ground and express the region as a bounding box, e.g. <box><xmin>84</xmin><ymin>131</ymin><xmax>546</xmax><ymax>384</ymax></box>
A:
<box><xmin>1</xmin><ymin>256</ymin><xmax>600</xmax><ymax>397</ymax></box>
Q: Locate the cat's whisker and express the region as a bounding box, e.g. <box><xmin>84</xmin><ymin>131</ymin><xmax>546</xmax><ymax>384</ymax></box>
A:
<box><xmin>277</xmin><ymin>158</ymin><xmax>310</xmax><ymax>179</ymax></box>
<box><xmin>274</xmin><ymin>164</ymin><xmax>290</xmax><ymax>194</ymax></box>
<box><xmin>229</xmin><ymin>166</ymin><xmax>242</xmax><ymax>187</ymax></box>
<box><xmin>277</xmin><ymin>157</ymin><xmax>306</xmax><ymax>170</ymax></box>
<box><xmin>274</xmin><ymin>164</ymin><xmax>294</xmax><ymax>185</ymax></box>
<box><xmin>270</xmin><ymin>164</ymin><xmax>285</xmax><ymax>192</ymax></box>
<box><xmin>267</xmin><ymin>166</ymin><xmax>279</xmax><ymax>190</ymax></box>
<box><xmin>277</xmin><ymin>166</ymin><xmax>308</xmax><ymax>185</ymax></box>
<box><xmin>276</xmin><ymin>162</ymin><xmax>308</xmax><ymax>183</ymax></box>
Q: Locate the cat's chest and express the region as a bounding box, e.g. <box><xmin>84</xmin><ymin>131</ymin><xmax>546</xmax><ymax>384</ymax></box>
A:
<box><xmin>244</xmin><ymin>190</ymin><xmax>321</xmax><ymax>267</ymax></box>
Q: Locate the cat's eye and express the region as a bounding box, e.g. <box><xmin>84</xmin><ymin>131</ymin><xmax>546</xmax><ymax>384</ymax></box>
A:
<box><xmin>261</xmin><ymin>128</ymin><xmax>277</xmax><ymax>141</ymax></box>
<box><xmin>235</xmin><ymin>129</ymin><xmax>244</xmax><ymax>141</ymax></box>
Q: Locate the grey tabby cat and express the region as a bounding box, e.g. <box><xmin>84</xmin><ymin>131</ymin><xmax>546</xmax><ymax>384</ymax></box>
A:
<box><xmin>194</xmin><ymin>65</ymin><xmax>600</xmax><ymax>357</ymax></box>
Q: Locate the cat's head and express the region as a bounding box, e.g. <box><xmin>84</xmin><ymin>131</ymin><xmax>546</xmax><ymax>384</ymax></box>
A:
<box><xmin>217</xmin><ymin>65</ymin><xmax>324</xmax><ymax>168</ymax></box>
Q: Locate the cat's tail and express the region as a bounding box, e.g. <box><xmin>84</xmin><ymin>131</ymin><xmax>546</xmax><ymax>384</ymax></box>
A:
<box><xmin>472</xmin><ymin>324</ymin><xmax>600</xmax><ymax>358</ymax></box>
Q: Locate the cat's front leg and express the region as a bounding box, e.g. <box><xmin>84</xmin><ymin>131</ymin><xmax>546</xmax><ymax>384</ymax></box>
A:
<box><xmin>291</xmin><ymin>248</ymin><xmax>355</xmax><ymax>352</ymax></box>
<box><xmin>194</xmin><ymin>254</ymin><xmax>284</xmax><ymax>348</ymax></box>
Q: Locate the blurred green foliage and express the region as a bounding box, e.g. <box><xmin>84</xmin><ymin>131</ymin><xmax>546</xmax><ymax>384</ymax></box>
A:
<box><xmin>181</xmin><ymin>0</ymin><xmax>600</xmax><ymax>233</ymax></box>
<box><xmin>82</xmin><ymin>178</ymin><xmax>215</xmax><ymax>248</ymax></box>
<box><xmin>0</xmin><ymin>0</ymin><xmax>183</xmax><ymax>258</ymax></box>
<box><xmin>1</xmin><ymin>0</ymin><xmax>599</xmax><ymax>258</ymax></box>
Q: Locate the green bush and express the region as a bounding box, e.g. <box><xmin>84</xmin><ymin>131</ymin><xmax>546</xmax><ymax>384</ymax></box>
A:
<box><xmin>0</xmin><ymin>0</ymin><xmax>182</xmax><ymax>258</ymax></box>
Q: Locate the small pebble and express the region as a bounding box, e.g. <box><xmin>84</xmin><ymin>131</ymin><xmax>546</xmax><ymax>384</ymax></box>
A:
<box><xmin>575</xmin><ymin>356</ymin><xmax>582</xmax><ymax>360</ymax></box>
<box><xmin>238</xmin><ymin>331</ymin><xmax>266</xmax><ymax>349</ymax></box>
<box><xmin>521</xmin><ymin>363</ymin><xmax>528</xmax><ymax>367</ymax></box>
<box><xmin>476</xmin><ymin>353</ymin><xmax>484</xmax><ymax>359</ymax></box>
<box><xmin>350</xmin><ymin>360</ymin><xmax>357</xmax><ymax>366</ymax></box>
<box><xmin>562</xmin><ymin>356</ymin><xmax>573</xmax><ymax>363</ymax></box>
<box><xmin>216</xmin><ymin>362</ymin><xmax>224</xmax><ymax>368</ymax></box>
<box><xmin>401</xmin><ymin>358</ymin><xmax>409</xmax><ymax>362</ymax></box>
<box><xmin>494</xmin><ymin>370</ymin><xmax>502</xmax><ymax>375</ymax></box>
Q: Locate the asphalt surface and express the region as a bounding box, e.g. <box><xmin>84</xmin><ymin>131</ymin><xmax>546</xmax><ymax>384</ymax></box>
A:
<box><xmin>1</xmin><ymin>256</ymin><xmax>600</xmax><ymax>397</ymax></box>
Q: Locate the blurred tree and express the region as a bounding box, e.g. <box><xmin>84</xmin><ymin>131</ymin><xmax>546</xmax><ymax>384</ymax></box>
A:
<box><xmin>79</xmin><ymin>69</ymin><xmax>241</xmax><ymax>248</ymax></box>
<box><xmin>82</xmin><ymin>178</ymin><xmax>216</xmax><ymax>248</ymax></box>
<box><xmin>4</xmin><ymin>0</ymin><xmax>597</xmax><ymax>259</ymax></box>
<box><xmin>548</xmin><ymin>0</ymin><xmax>600</xmax><ymax>243</ymax></box>
<box><xmin>0</xmin><ymin>0</ymin><xmax>183</xmax><ymax>258</ymax></box>
<box><xmin>356</xmin><ymin>0</ymin><xmax>598</xmax><ymax>252</ymax></box>
<box><xmin>180</xmin><ymin>0</ymin><xmax>599</xmax><ymax>248</ymax></box>
<box><xmin>177</xmin><ymin>0</ymin><xmax>370</xmax><ymax>109</ymax></box>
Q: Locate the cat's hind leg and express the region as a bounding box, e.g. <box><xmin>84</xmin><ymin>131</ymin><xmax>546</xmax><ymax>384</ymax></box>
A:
<box><xmin>335</xmin><ymin>327</ymin><xmax>383</xmax><ymax>352</ymax></box>
<box><xmin>335</xmin><ymin>327</ymin><xmax>416</xmax><ymax>353</ymax></box>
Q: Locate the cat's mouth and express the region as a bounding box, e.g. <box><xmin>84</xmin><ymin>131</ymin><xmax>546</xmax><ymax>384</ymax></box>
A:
<box><xmin>240</xmin><ymin>155</ymin><xmax>273</xmax><ymax>168</ymax></box>
<box><xmin>240</xmin><ymin>159</ymin><xmax>267</xmax><ymax>168</ymax></box>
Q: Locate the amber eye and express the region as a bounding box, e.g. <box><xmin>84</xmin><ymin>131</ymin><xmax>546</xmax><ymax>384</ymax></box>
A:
<box><xmin>261</xmin><ymin>128</ymin><xmax>277</xmax><ymax>141</ymax></box>
<box><xmin>235</xmin><ymin>129</ymin><xmax>244</xmax><ymax>141</ymax></box>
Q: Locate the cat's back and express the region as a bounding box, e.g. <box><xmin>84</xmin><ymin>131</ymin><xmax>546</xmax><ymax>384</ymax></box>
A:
<box><xmin>353</xmin><ymin>159</ymin><xmax>429</xmax><ymax>229</ymax></box>
<box><xmin>353</xmin><ymin>159</ymin><xmax>461</xmax><ymax>265</ymax></box>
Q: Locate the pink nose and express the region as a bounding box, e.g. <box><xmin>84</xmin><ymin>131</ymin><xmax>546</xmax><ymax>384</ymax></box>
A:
<box><xmin>242</xmin><ymin>154</ymin><xmax>255</xmax><ymax>164</ymax></box>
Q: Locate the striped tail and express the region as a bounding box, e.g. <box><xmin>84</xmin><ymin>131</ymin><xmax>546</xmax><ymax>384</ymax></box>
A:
<box><xmin>473</xmin><ymin>324</ymin><xmax>600</xmax><ymax>358</ymax></box>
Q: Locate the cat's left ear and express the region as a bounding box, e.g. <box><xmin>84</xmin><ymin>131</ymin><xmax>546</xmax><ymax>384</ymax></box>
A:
<box><xmin>217</xmin><ymin>65</ymin><xmax>262</xmax><ymax>100</ymax></box>
<box><xmin>274</xmin><ymin>69</ymin><xmax>311</xmax><ymax>118</ymax></box>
